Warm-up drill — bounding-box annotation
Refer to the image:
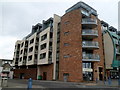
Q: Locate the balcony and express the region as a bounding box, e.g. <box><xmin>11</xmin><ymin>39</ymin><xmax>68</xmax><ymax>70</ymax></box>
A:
<box><xmin>81</xmin><ymin>10</ymin><xmax>89</xmax><ymax>17</ymax></box>
<box><xmin>23</xmin><ymin>60</ymin><xmax>26</xmax><ymax>65</ymax></box>
<box><xmin>48</xmin><ymin>58</ymin><xmax>52</xmax><ymax>64</ymax></box>
<box><xmin>82</xmin><ymin>53</ymin><xmax>100</xmax><ymax>61</ymax></box>
<box><xmin>49</xmin><ymin>46</ymin><xmax>52</xmax><ymax>51</ymax></box>
<box><xmin>116</xmin><ymin>49</ymin><xmax>120</xmax><ymax>55</ymax></box>
<box><xmin>82</xmin><ymin>18</ymin><xmax>97</xmax><ymax>28</ymax></box>
<box><xmin>24</xmin><ymin>53</ymin><xmax>27</xmax><ymax>56</ymax></box>
<box><xmin>113</xmin><ymin>39</ymin><xmax>119</xmax><ymax>45</ymax></box>
<box><xmin>35</xmin><ymin>50</ymin><xmax>38</xmax><ymax>54</ymax></box>
<box><xmin>35</xmin><ymin>42</ymin><xmax>39</xmax><ymax>45</ymax></box>
<box><xmin>82</xmin><ymin>41</ymin><xmax>99</xmax><ymax>49</ymax></box>
<box><xmin>82</xmin><ymin>29</ymin><xmax>98</xmax><ymax>38</ymax></box>
<box><xmin>2</xmin><ymin>68</ymin><xmax>10</xmax><ymax>73</ymax></box>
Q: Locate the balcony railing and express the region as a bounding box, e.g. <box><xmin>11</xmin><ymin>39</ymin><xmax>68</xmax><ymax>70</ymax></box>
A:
<box><xmin>82</xmin><ymin>18</ymin><xmax>97</xmax><ymax>25</ymax></box>
<box><xmin>82</xmin><ymin>53</ymin><xmax>100</xmax><ymax>61</ymax></box>
<box><xmin>81</xmin><ymin>10</ymin><xmax>89</xmax><ymax>17</ymax></box>
<box><xmin>82</xmin><ymin>29</ymin><xmax>98</xmax><ymax>36</ymax></box>
<box><xmin>113</xmin><ymin>39</ymin><xmax>119</xmax><ymax>45</ymax></box>
<box><xmin>116</xmin><ymin>49</ymin><xmax>120</xmax><ymax>54</ymax></box>
<box><xmin>2</xmin><ymin>69</ymin><xmax>10</xmax><ymax>72</ymax></box>
<box><xmin>82</xmin><ymin>41</ymin><xmax>99</xmax><ymax>49</ymax></box>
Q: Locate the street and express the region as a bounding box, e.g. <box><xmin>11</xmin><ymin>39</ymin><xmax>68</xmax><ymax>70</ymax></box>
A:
<box><xmin>1</xmin><ymin>79</ymin><xmax>120</xmax><ymax>90</ymax></box>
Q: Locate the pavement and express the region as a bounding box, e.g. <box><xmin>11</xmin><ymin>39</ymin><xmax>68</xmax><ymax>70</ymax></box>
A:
<box><xmin>0</xmin><ymin>79</ymin><xmax>120</xmax><ymax>89</ymax></box>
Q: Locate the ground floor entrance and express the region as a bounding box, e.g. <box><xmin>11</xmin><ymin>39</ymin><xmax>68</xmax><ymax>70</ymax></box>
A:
<box><xmin>98</xmin><ymin>67</ymin><xmax>103</xmax><ymax>80</ymax></box>
<box><xmin>82</xmin><ymin>62</ymin><xmax>93</xmax><ymax>81</ymax></box>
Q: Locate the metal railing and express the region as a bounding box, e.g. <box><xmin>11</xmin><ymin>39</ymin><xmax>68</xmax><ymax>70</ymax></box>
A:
<box><xmin>82</xmin><ymin>18</ymin><xmax>97</xmax><ymax>24</ymax></box>
<box><xmin>82</xmin><ymin>53</ymin><xmax>100</xmax><ymax>60</ymax></box>
<box><xmin>116</xmin><ymin>48</ymin><xmax>120</xmax><ymax>54</ymax></box>
<box><xmin>82</xmin><ymin>41</ymin><xmax>99</xmax><ymax>47</ymax></box>
<box><xmin>82</xmin><ymin>29</ymin><xmax>98</xmax><ymax>35</ymax></box>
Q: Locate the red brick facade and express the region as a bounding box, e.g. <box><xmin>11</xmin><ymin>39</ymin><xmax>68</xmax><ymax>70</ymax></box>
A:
<box><xmin>38</xmin><ymin>64</ymin><xmax>53</xmax><ymax>80</ymax></box>
<box><xmin>13</xmin><ymin>67</ymin><xmax>37</xmax><ymax>80</ymax></box>
<box><xmin>59</xmin><ymin>9</ymin><xmax>83</xmax><ymax>82</ymax></box>
<box><xmin>59</xmin><ymin>9</ymin><xmax>105</xmax><ymax>82</ymax></box>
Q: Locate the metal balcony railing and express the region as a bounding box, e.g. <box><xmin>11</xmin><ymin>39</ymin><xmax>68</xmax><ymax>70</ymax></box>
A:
<box><xmin>82</xmin><ymin>53</ymin><xmax>100</xmax><ymax>61</ymax></box>
<box><xmin>82</xmin><ymin>29</ymin><xmax>98</xmax><ymax>36</ymax></box>
<box><xmin>81</xmin><ymin>10</ymin><xmax>89</xmax><ymax>17</ymax></box>
<box><xmin>82</xmin><ymin>18</ymin><xmax>97</xmax><ymax>25</ymax></box>
<box><xmin>116</xmin><ymin>49</ymin><xmax>120</xmax><ymax>54</ymax></box>
<box><xmin>82</xmin><ymin>41</ymin><xmax>99</xmax><ymax>48</ymax></box>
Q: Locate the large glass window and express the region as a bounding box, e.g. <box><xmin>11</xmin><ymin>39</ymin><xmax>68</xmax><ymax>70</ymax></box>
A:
<box><xmin>28</xmin><ymin>55</ymin><xmax>32</xmax><ymax>61</ymax></box>
<box><xmin>82</xmin><ymin>62</ymin><xmax>92</xmax><ymax>68</ymax></box>
<box><xmin>41</xmin><ymin>34</ymin><xmax>47</xmax><ymax>41</ymax></box>
<box><xmin>40</xmin><ymin>53</ymin><xmax>46</xmax><ymax>59</ymax></box>
<box><xmin>40</xmin><ymin>43</ymin><xmax>47</xmax><ymax>50</ymax></box>
<box><xmin>30</xmin><ymin>38</ymin><xmax>34</xmax><ymax>44</ymax></box>
<box><xmin>21</xmin><ymin>42</ymin><xmax>24</xmax><ymax>47</ymax></box>
<box><xmin>29</xmin><ymin>47</ymin><xmax>33</xmax><ymax>52</ymax></box>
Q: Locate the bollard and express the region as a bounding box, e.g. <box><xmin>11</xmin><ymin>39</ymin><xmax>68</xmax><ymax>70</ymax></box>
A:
<box><xmin>108</xmin><ymin>77</ymin><xmax>112</xmax><ymax>85</ymax></box>
<box><xmin>27</xmin><ymin>78</ymin><xmax>32</xmax><ymax>90</ymax></box>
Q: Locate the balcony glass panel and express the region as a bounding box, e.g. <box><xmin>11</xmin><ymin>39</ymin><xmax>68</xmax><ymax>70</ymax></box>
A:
<box><xmin>82</xmin><ymin>53</ymin><xmax>100</xmax><ymax>61</ymax></box>
<box><xmin>82</xmin><ymin>29</ymin><xmax>98</xmax><ymax>35</ymax></box>
<box><xmin>82</xmin><ymin>18</ymin><xmax>97</xmax><ymax>25</ymax></box>
<box><xmin>82</xmin><ymin>41</ymin><xmax>99</xmax><ymax>48</ymax></box>
<box><xmin>116</xmin><ymin>48</ymin><xmax>120</xmax><ymax>54</ymax></box>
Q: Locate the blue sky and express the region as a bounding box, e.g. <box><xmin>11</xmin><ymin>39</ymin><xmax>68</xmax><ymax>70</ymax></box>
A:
<box><xmin>0</xmin><ymin>0</ymin><xmax>119</xmax><ymax>59</ymax></box>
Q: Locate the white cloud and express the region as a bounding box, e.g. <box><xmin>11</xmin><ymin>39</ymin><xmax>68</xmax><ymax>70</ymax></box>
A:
<box><xmin>0</xmin><ymin>36</ymin><xmax>18</xmax><ymax>59</ymax></box>
<box><xmin>0</xmin><ymin>0</ymin><xmax>119</xmax><ymax>59</ymax></box>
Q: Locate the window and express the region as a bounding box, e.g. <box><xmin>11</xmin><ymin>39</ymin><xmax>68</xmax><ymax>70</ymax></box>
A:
<box><xmin>25</xmin><ymin>41</ymin><xmax>28</xmax><ymax>47</ymax></box>
<box><xmin>50</xmin><ymin>32</ymin><xmax>53</xmax><ymax>38</ymax></box>
<box><xmin>64</xmin><ymin>21</ymin><xmax>70</xmax><ymax>25</ymax></box>
<box><xmin>48</xmin><ymin>52</ymin><xmax>52</xmax><ymax>58</ymax></box>
<box><xmin>28</xmin><ymin>55</ymin><xmax>32</xmax><ymax>61</ymax></box>
<box><xmin>18</xmin><ymin>44</ymin><xmax>20</xmax><ymax>49</ymax></box>
<box><xmin>40</xmin><ymin>43</ymin><xmax>47</xmax><ymax>50</ymax></box>
<box><xmin>64</xmin><ymin>31</ymin><xmax>69</xmax><ymax>35</ymax></box>
<box><xmin>20</xmin><ymin>50</ymin><xmax>23</xmax><ymax>54</ymax></box>
<box><xmin>64</xmin><ymin>43</ymin><xmax>69</xmax><ymax>46</ymax></box>
<box><xmin>40</xmin><ymin>53</ymin><xmax>46</xmax><ymax>59</ymax></box>
<box><xmin>36</xmin><ymin>37</ymin><xmax>39</xmax><ymax>42</ymax></box>
<box><xmin>30</xmin><ymin>38</ymin><xmax>34</xmax><ymax>44</ymax></box>
<box><xmin>82</xmin><ymin>62</ymin><xmax>92</xmax><ymax>68</ymax></box>
<box><xmin>20</xmin><ymin>57</ymin><xmax>22</xmax><ymax>62</ymax></box>
<box><xmin>21</xmin><ymin>42</ymin><xmax>24</xmax><ymax>47</ymax></box>
<box><xmin>17</xmin><ymin>51</ymin><xmax>19</xmax><ymax>54</ymax></box>
<box><xmin>29</xmin><ymin>47</ymin><xmax>33</xmax><ymax>52</ymax></box>
<box><xmin>63</xmin><ymin>54</ymin><xmax>70</xmax><ymax>58</ymax></box>
<box><xmin>41</xmin><ymin>34</ymin><xmax>47</xmax><ymax>41</ymax></box>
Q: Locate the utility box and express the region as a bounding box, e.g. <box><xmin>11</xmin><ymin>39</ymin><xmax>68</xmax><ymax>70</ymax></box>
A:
<box><xmin>38</xmin><ymin>75</ymin><xmax>42</xmax><ymax>80</ymax></box>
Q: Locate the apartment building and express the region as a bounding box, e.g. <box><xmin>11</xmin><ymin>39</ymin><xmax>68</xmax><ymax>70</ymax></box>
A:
<box><xmin>59</xmin><ymin>2</ymin><xmax>104</xmax><ymax>82</ymax></box>
<box><xmin>13</xmin><ymin>2</ymin><xmax>120</xmax><ymax>82</ymax></box>
<box><xmin>37</xmin><ymin>15</ymin><xmax>61</xmax><ymax>80</ymax></box>
<box><xmin>13</xmin><ymin>14</ymin><xmax>61</xmax><ymax>80</ymax></box>
<box><xmin>102</xmin><ymin>21</ymin><xmax>120</xmax><ymax>79</ymax></box>
<box><xmin>13</xmin><ymin>40</ymin><xmax>21</xmax><ymax>67</ymax></box>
